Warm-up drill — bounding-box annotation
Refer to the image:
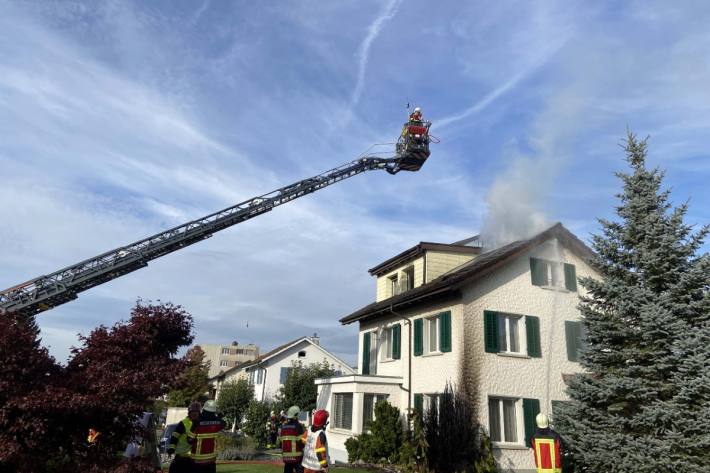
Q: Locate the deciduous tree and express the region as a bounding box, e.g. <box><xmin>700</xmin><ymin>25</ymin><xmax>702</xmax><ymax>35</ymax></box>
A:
<box><xmin>276</xmin><ymin>361</ymin><xmax>334</xmax><ymax>412</ymax></box>
<box><xmin>216</xmin><ymin>378</ymin><xmax>254</xmax><ymax>431</ymax></box>
<box><xmin>0</xmin><ymin>301</ymin><xmax>193</xmax><ymax>473</ymax></box>
<box><xmin>167</xmin><ymin>345</ymin><xmax>211</xmax><ymax>407</ymax></box>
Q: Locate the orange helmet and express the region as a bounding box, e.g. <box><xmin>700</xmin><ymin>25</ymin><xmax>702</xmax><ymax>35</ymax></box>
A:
<box><xmin>313</xmin><ymin>409</ymin><xmax>329</xmax><ymax>428</ymax></box>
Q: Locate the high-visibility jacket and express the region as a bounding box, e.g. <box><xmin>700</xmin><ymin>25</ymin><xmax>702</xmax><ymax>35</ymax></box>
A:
<box><xmin>169</xmin><ymin>417</ymin><xmax>193</xmax><ymax>457</ymax></box>
<box><xmin>278</xmin><ymin>420</ymin><xmax>304</xmax><ymax>464</ymax></box>
<box><xmin>301</xmin><ymin>428</ymin><xmax>328</xmax><ymax>471</ymax></box>
<box><xmin>531</xmin><ymin>428</ymin><xmax>562</xmax><ymax>473</ymax></box>
<box><xmin>190</xmin><ymin>412</ymin><xmax>225</xmax><ymax>464</ymax></box>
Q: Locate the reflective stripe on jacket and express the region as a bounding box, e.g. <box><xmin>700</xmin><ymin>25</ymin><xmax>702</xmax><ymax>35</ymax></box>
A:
<box><xmin>301</xmin><ymin>429</ymin><xmax>328</xmax><ymax>471</ymax></box>
<box><xmin>531</xmin><ymin>428</ymin><xmax>562</xmax><ymax>473</ymax></box>
<box><xmin>279</xmin><ymin>420</ymin><xmax>304</xmax><ymax>464</ymax></box>
<box><xmin>169</xmin><ymin>418</ymin><xmax>193</xmax><ymax>457</ymax></box>
<box><xmin>190</xmin><ymin>412</ymin><xmax>225</xmax><ymax>464</ymax></box>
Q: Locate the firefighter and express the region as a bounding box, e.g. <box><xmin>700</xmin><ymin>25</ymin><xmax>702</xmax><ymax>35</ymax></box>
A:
<box><xmin>530</xmin><ymin>413</ymin><xmax>563</xmax><ymax>473</ymax></box>
<box><xmin>409</xmin><ymin>106</ymin><xmax>423</xmax><ymax>122</ymax></box>
<box><xmin>167</xmin><ymin>401</ymin><xmax>201</xmax><ymax>473</ymax></box>
<box><xmin>278</xmin><ymin>405</ymin><xmax>305</xmax><ymax>473</ymax></box>
<box><xmin>190</xmin><ymin>400</ymin><xmax>225</xmax><ymax>473</ymax></box>
<box><xmin>300</xmin><ymin>409</ymin><xmax>330</xmax><ymax>473</ymax></box>
<box><xmin>87</xmin><ymin>428</ymin><xmax>100</xmax><ymax>444</ymax></box>
<box><xmin>268</xmin><ymin>411</ymin><xmax>280</xmax><ymax>448</ymax></box>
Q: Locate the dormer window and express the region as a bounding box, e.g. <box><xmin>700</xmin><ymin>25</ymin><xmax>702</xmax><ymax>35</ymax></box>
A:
<box><xmin>403</xmin><ymin>266</ymin><xmax>415</xmax><ymax>291</ymax></box>
<box><xmin>389</xmin><ymin>274</ymin><xmax>399</xmax><ymax>297</ymax></box>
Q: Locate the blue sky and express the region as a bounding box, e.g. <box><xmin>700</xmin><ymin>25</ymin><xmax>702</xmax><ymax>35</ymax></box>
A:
<box><xmin>1</xmin><ymin>0</ymin><xmax>708</xmax><ymax>364</ymax></box>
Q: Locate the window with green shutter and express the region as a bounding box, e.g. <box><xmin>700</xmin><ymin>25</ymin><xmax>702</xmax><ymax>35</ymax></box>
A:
<box><xmin>439</xmin><ymin>311</ymin><xmax>452</xmax><ymax>352</ymax></box>
<box><xmin>413</xmin><ymin>318</ymin><xmax>423</xmax><ymax>356</ymax></box>
<box><xmin>362</xmin><ymin>332</ymin><xmax>371</xmax><ymax>374</ymax></box>
<box><xmin>522</xmin><ymin>398</ymin><xmax>540</xmax><ymax>447</ymax></box>
<box><xmin>530</xmin><ymin>257</ymin><xmax>548</xmax><ymax>286</ymax></box>
<box><xmin>413</xmin><ymin>393</ymin><xmax>423</xmax><ymax>414</ymax></box>
<box><xmin>525</xmin><ymin>315</ymin><xmax>541</xmax><ymax>358</ymax></box>
<box><xmin>564</xmin><ymin>263</ymin><xmax>577</xmax><ymax>291</ymax></box>
<box><xmin>484</xmin><ymin>311</ymin><xmax>499</xmax><ymax>353</ymax></box>
<box><xmin>565</xmin><ymin>321</ymin><xmax>583</xmax><ymax>361</ymax></box>
<box><xmin>392</xmin><ymin>324</ymin><xmax>401</xmax><ymax>359</ymax></box>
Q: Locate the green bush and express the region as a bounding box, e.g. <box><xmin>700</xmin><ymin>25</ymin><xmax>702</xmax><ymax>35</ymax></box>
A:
<box><xmin>242</xmin><ymin>400</ymin><xmax>272</xmax><ymax>448</ymax></box>
<box><xmin>345</xmin><ymin>400</ymin><xmax>403</xmax><ymax>464</ymax></box>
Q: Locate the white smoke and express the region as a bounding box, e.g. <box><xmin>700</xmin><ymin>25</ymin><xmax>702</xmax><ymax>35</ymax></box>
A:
<box><xmin>479</xmin><ymin>153</ymin><xmax>553</xmax><ymax>250</ymax></box>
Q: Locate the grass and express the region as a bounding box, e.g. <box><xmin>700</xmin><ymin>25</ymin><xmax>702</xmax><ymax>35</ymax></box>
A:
<box><xmin>215</xmin><ymin>463</ymin><xmax>380</xmax><ymax>473</ymax></box>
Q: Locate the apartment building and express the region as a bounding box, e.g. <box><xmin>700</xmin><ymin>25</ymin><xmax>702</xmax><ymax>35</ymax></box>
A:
<box><xmin>315</xmin><ymin>223</ymin><xmax>593</xmax><ymax>472</ymax></box>
<box><xmin>197</xmin><ymin>341</ymin><xmax>259</xmax><ymax>378</ymax></box>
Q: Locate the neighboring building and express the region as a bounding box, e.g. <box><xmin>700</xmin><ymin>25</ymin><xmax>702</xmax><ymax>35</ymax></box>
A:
<box><xmin>315</xmin><ymin>223</ymin><xmax>594</xmax><ymax>472</ymax></box>
<box><xmin>211</xmin><ymin>335</ymin><xmax>355</xmax><ymax>403</ymax></box>
<box><xmin>197</xmin><ymin>341</ymin><xmax>259</xmax><ymax>378</ymax></box>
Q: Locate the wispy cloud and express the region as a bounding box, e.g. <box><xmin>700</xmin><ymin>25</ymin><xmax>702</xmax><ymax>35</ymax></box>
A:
<box><xmin>350</xmin><ymin>0</ymin><xmax>402</xmax><ymax>107</ymax></box>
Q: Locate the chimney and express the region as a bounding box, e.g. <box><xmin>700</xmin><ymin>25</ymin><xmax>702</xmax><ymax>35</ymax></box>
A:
<box><xmin>310</xmin><ymin>332</ymin><xmax>320</xmax><ymax>346</ymax></box>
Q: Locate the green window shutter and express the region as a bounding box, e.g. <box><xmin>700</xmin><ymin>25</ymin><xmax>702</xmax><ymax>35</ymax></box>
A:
<box><xmin>564</xmin><ymin>263</ymin><xmax>577</xmax><ymax>291</ymax></box>
<box><xmin>530</xmin><ymin>258</ymin><xmax>547</xmax><ymax>286</ymax></box>
<box><xmin>565</xmin><ymin>321</ymin><xmax>581</xmax><ymax>362</ymax></box>
<box><xmin>522</xmin><ymin>398</ymin><xmax>540</xmax><ymax>447</ymax></box>
<box><xmin>439</xmin><ymin>311</ymin><xmax>452</xmax><ymax>353</ymax></box>
<box><xmin>414</xmin><ymin>393</ymin><xmax>423</xmax><ymax>414</ymax></box>
<box><xmin>362</xmin><ymin>333</ymin><xmax>371</xmax><ymax>374</ymax></box>
<box><xmin>483</xmin><ymin>311</ymin><xmax>499</xmax><ymax>353</ymax></box>
<box><xmin>393</xmin><ymin>324</ymin><xmax>401</xmax><ymax>360</ymax></box>
<box><xmin>413</xmin><ymin>319</ymin><xmax>423</xmax><ymax>356</ymax></box>
<box><xmin>525</xmin><ymin>315</ymin><xmax>541</xmax><ymax>358</ymax></box>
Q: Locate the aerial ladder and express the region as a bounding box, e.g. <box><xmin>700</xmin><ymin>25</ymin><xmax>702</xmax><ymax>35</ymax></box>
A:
<box><xmin>0</xmin><ymin>119</ymin><xmax>433</xmax><ymax>317</ymax></box>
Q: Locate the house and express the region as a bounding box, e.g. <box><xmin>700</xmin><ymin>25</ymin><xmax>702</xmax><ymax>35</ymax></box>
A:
<box><xmin>197</xmin><ymin>341</ymin><xmax>259</xmax><ymax>378</ymax></box>
<box><xmin>315</xmin><ymin>223</ymin><xmax>594</xmax><ymax>472</ymax></box>
<box><xmin>211</xmin><ymin>335</ymin><xmax>355</xmax><ymax>403</ymax></box>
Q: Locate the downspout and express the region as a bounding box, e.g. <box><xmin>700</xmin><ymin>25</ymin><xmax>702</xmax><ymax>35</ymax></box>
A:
<box><xmin>261</xmin><ymin>365</ymin><xmax>268</xmax><ymax>402</ymax></box>
<box><xmin>389</xmin><ymin>304</ymin><xmax>412</xmax><ymax>414</ymax></box>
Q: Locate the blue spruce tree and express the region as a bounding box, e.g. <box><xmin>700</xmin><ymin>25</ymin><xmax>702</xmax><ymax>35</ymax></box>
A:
<box><xmin>555</xmin><ymin>133</ymin><xmax>710</xmax><ymax>472</ymax></box>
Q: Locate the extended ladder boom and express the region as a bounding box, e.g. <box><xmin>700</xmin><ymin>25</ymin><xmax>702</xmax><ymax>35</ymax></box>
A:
<box><xmin>0</xmin><ymin>157</ymin><xmax>403</xmax><ymax>316</ymax></box>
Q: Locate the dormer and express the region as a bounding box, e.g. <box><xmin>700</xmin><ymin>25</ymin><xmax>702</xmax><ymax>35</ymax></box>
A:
<box><xmin>369</xmin><ymin>237</ymin><xmax>482</xmax><ymax>302</ymax></box>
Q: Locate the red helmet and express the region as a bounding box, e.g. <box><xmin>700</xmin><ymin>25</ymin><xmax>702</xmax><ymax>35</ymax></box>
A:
<box><xmin>313</xmin><ymin>409</ymin><xmax>329</xmax><ymax>428</ymax></box>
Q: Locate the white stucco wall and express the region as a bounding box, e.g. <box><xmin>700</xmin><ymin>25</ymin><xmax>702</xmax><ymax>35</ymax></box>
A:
<box><xmin>461</xmin><ymin>239</ymin><xmax>593</xmax><ymax>472</ymax></box>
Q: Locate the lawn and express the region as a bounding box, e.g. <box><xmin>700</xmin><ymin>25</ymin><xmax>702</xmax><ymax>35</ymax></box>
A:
<box><xmin>215</xmin><ymin>463</ymin><xmax>379</xmax><ymax>473</ymax></box>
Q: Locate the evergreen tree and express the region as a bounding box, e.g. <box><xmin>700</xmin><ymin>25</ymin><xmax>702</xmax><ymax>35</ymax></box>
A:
<box><xmin>555</xmin><ymin>133</ymin><xmax>710</xmax><ymax>472</ymax></box>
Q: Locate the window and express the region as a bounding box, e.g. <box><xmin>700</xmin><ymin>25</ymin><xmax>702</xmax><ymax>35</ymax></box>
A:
<box><xmin>565</xmin><ymin>320</ymin><xmax>586</xmax><ymax>361</ymax></box>
<box><xmin>388</xmin><ymin>274</ymin><xmax>399</xmax><ymax>297</ymax></box>
<box><xmin>381</xmin><ymin>324</ymin><xmax>401</xmax><ymax>361</ymax></box>
<box><xmin>413</xmin><ymin>311</ymin><xmax>451</xmax><ymax>356</ymax></box>
<box><xmin>498</xmin><ymin>313</ymin><xmax>521</xmax><ymax>353</ymax></box>
<box><xmin>488</xmin><ymin>397</ymin><xmax>518</xmax><ymax>443</ymax></box>
<box><xmin>280</xmin><ymin>367</ymin><xmax>294</xmax><ymax>384</ymax></box>
<box><xmin>403</xmin><ymin>266</ymin><xmax>415</xmax><ymax>291</ymax></box>
<box><xmin>298</xmin><ymin>350</ymin><xmax>306</xmax><ymax>358</ymax></box>
<box><xmin>488</xmin><ymin>397</ymin><xmax>540</xmax><ymax>446</ymax></box>
<box><xmin>362</xmin><ymin>393</ymin><xmax>389</xmax><ymax>428</ymax></box>
<box><xmin>333</xmin><ymin>393</ymin><xmax>353</xmax><ymax>430</ymax></box>
<box><xmin>220</xmin><ymin>360</ymin><xmax>229</xmax><ymax>367</ymax></box>
<box><xmin>426</xmin><ymin>316</ymin><xmax>439</xmax><ymax>354</ymax></box>
<box><xmin>362</xmin><ymin>332</ymin><xmax>378</xmax><ymax>375</ymax></box>
<box><xmin>484</xmin><ymin>311</ymin><xmax>541</xmax><ymax>357</ymax></box>
<box><xmin>255</xmin><ymin>368</ymin><xmax>264</xmax><ymax>384</ymax></box>
<box><xmin>530</xmin><ymin>258</ymin><xmax>577</xmax><ymax>291</ymax></box>
<box><xmin>222</xmin><ymin>347</ymin><xmax>230</xmax><ymax>355</ymax></box>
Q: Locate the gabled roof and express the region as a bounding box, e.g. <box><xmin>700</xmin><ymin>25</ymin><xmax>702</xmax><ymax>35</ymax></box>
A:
<box><xmin>341</xmin><ymin>223</ymin><xmax>594</xmax><ymax>325</ymax></box>
<box><xmin>368</xmin><ymin>242</ymin><xmax>481</xmax><ymax>276</ymax></box>
<box><xmin>211</xmin><ymin>336</ymin><xmax>354</xmax><ymax>381</ymax></box>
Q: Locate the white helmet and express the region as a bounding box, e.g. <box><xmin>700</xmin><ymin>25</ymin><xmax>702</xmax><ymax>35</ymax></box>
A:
<box><xmin>535</xmin><ymin>413</ymin><xmax>549</xmax><ymax>429</ymax></box>
<box><xmin>414</xmin><ymin>107</ymin><xmax>421</xmax><ymax>113</ymax></box>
